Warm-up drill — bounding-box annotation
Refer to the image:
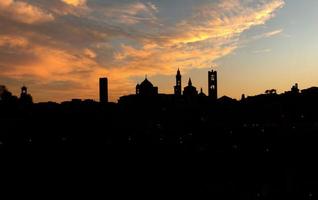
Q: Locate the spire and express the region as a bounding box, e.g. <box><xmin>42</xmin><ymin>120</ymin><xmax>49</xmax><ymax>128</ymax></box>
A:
<box><xmin>177</xmin><ymin>68</ymin><xmax>181</xmax><ymax>76</ymax></box>
<box><xmin>188</xmin><ymin>78</ymin><xmax>192</xmax><ymax>86</ymax></box>
<box><xmin>198</xmin><ymin>87</ymin><xmax>206</xmax><ymax>96</ymax></box>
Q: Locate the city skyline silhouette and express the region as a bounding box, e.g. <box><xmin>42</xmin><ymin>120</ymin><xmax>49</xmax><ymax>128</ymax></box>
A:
<box><xmin>0</xmin><ymin>68</ymin><xmax>314</xmax><ymax>104</ymax></box>
<box><xmin>2</xmin><ymin>0</ymin><xmax>318</xmax><ymax>199</ymax></box>
<box><xmin>2</xmin><ymin>68</ymin><xmax>318</xmax><ymax>199</ymax></box>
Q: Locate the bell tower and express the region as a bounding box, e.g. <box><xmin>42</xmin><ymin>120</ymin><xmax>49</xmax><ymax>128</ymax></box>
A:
<box><xmin>208</xmin><ymin>69</ymin><xmax>217</xmax><ymax>100</ymax></box>
<box><xmin>174</xmin><ymin>68</ymin><xmax>182</xmax><ymax>96</ymax></box>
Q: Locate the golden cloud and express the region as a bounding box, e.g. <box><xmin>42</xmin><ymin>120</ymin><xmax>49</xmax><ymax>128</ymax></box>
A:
<box><xmin>0</xmin><ymin>0</ymin><xmax>285</xmax><ymax>102</ymax></box>
<box><xmin>62</xmin><ymin>0</ymin><xmax>86</xmax><ymax>7</ymax></box>
<box><xmin>99</xmin><ymin>1</ymin><xmax>159</xmax><ymax>25</ymax></box>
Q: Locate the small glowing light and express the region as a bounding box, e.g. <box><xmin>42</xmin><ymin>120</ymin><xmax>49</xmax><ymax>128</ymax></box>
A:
<box><xmin>309</xmin><ymin>192</ymin><xmax>313</xmax><ymax>197</ymax></box>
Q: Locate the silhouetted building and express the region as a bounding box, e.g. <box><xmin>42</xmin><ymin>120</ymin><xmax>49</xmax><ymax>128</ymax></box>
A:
<box><xmin>291</xmin><ymin>83</ymin><xmax>300</xmax><ymax>94</ymax></box>
<box><xmin>136</xmin><ymin>77</ymin><xmax>158</xmax><ymax>96</ymax></box>
<box><xmin>99</xmin><ymin>77</ymin><xmax>108</xmax><ymax>103</ymax></box>
<box><xmin>183</xmin><ymin>78</ymin><xmax>198</xmax><ymax>96</ymax></box>
<box><xmin>0</xmin><ymin>85</ymin><xmax>18</xmax><ymax>104</ymax></box>
<box><xmin>301</xmin><ymin>87</ymin><xmax>318</xmax><ymax>95</ymax></box>
<box><xmin>174</xmin><ymin>69</ymin><xmax>182</xmax><ymax>96</ymax></box>
<box><xmin>208</xmin><ymin>70</ymin><xmax>217</xmax><ymax>100</ymax></box>
<box><xmin>241</xmin><ymin>94</ymin><xmax>246</xmax><ymax>101</ymax></box>
<box><xmin>19</xmin><ymin>86</ymin><xmax>33</xmax><ymax>105</ymax></box>
<box><xmin>218</xmin><ymin>95</ymin><xmax>237</xmax><ymax>105</ymax></box>
<box><xmin>265</xmin><ymin>89</ymin><xmax>277</xmax><ymax>95</ymax></box>
<box><xmin>21</xmin><ymin>86</ymin><xmax>27</xmax><ymax>96</ymax></box>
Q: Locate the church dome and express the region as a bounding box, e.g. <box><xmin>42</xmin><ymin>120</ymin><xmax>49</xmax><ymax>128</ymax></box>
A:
<box><xmin>199</xmin><ymin>88</ymin><xmax>206</xmax><ymax>97</ymax></box>
<box><xmin>140</xmin><ymin>78</ymin><xmax>154</xmax><ymax>88</ymax></box>
<box><xmin>136</xmin><ymin>77</ymin><xmax>158</xmax><ymax>96</ymax></box>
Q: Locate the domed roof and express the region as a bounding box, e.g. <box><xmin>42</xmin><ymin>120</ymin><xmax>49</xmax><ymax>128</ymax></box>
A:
<box><xmin>199</xmin><ymin>88</ymin><xmax>206</xmax><ymax>97</ymax></box>
<box><xmin>184</xmin><ymin>78</ymin><xmax>196</xmax><ymax>90</ymax></box>
<box><xmin>139</xmin><ymin>78</ymin><xmax>154</xmax><ymax>88</ymax></box>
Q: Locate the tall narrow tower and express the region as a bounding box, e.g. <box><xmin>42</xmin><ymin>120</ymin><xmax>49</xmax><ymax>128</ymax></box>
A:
<box><xmin>208</xmin><ymin>70</ymin><xmax>217</xmax><ymax>100</ymax></box>
<box><xmin>99</xmin><ymin>77</ymin><xmax>108</xmax><ymax>103</ymax></box>
<box><xmin>174</xmin><ymin>68</ymin><xmax>182</xmax><ymax>96</ymax></box>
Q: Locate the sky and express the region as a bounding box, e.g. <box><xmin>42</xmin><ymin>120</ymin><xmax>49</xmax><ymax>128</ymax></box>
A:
<box><xmin>0</xmin><ymin>0</ymin><xmax>318</xmax><ymax>102</ymax></box>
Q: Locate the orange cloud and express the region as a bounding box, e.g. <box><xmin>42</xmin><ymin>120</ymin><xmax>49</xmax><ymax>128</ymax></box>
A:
<box><xmin>84</xmin><ymin>48</ymin><xmax>97</xmax><ymax>59</ymax></box>
<box><xmin>62</xmin><ymin>0</ymin><xmax>86</xmax><ymax>7</ymax></box>
<box><xmin>110</xmin><ymin>0</ymin><xmax>285</xmax><ymax>74</ymax></box>
<box><xmin>0</xmin><ymin>0</ymin><xmax>54</xmax><ymax>24</ymax></box>
<box><xmin>0</xmin><ymin>0</ymin><xmax>285</xmax><ymax>102</ymax></box>
<box><xmin>0</xmin><ymin>35</ymin><xmax>28</xmax><ymax>48</ymax></box>
<box><xmin>97</xmin><ymin>1</ymin><xmax>159</xmax><ymax>25</ymax></box>
<box><xmin>0</xmin><ymin>37</ymin><xmax>103</xmax><ymax>102</ymax></box>
<box><xmin>170</xmin><ymin>0</ymin><xmax>285</xmax><ymax>45</ymax></box>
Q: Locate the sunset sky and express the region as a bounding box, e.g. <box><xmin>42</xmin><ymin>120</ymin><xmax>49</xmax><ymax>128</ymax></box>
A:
<box><xmin>1</xmin><ymin>0</ymin><xmax>318</xmax><ymax>102</ymax></box>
